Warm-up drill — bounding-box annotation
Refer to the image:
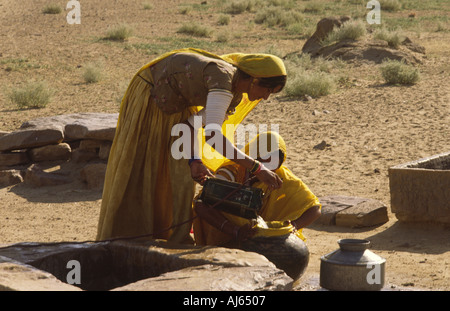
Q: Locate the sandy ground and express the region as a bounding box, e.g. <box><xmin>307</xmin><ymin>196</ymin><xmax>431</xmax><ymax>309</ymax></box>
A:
<box><xmin>0</xmin><ymin>0</ymin><xmax>449</xmax><ymax>290</ymax></box>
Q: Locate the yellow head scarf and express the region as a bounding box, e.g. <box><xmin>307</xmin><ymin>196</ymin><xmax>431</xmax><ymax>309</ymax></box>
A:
<box><xmin>221</xmin><ymin>53</ymin><xmax>287</xmax><ymax>78</ymax></box>
<box><xmin>244</xmin><ymin>131</ymin><xmax>287</xmax><ymax>169</ymax></box>
<box><xmin>143</xmin><ymin>48</ymin><xmax>287</xmax><ymax>78</ymax></box>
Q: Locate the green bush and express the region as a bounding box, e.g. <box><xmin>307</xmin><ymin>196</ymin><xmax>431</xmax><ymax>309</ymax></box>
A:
<box><xmin>43</xmin><ymin>4</ymin><xmax>62</xmax><ymax>14</ymax></box>
<box><xmin>224</xmin><ymin>0</ymin><xmax>256</xmax><ymax>14</ymax></box>
<box><xmin>254</xmin><ymin>7</ymin><xmax>304</xmax><ymax>28</ymax></box>
<box><xmin>285</xmin><ymin>70</ymin><xmax>336</xmax><ymax>98</ymax></box>
<box><xmin>8</xmin><ymin>81</ymin><xmax>53</xmax><ymax>109</ymax></box>
<box><xmin>218</xmin><ymin>14</ymin><xmax>231</xmax><ymax>26</ymax></box>
<box><xmin>82</xmin><ymin>63</ymin><xmax>103</xmax><ymax>84</ymax></box>
<box><xmin>373</xmin><ymin>28</ymin><xmax>404</xmax><ymax>48</ymax></box>
<box><xmin>379</xmin><ymin>0</ymin><xmax>402</xmax><ymax>12</ymax></box>
<box><xmin>105</xmin><ymin>24</ymin><xmax>134</xmax><ymax>41</ymax></box>
<box><xmin>322</xmin><ymin>19</ymin><xmax>367</xmax><ymax>46</ymax></box>
<box><xmin>380</xmin><ymin>59</ymin><xmax>420</xmax><ymax>85</ymax></box>
<box><xmin>176</xmin><ymin>24</ymin><xmax>212</xmax><ymax>37</ymax></box>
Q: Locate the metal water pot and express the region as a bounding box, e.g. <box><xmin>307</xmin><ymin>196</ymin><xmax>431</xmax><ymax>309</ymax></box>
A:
<box><xmin>320</xmin><ymin>239</ymin><xmax>386</xmax><ymax>291</ymax></box>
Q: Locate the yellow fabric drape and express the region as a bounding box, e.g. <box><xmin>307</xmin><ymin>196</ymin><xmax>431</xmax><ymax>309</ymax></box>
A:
<box><xmin>97</xmin><ymin>48</ymin><xmax>285</xmax><ymax>243</ymax></box>
<box><xmin>193</xmin><ymin>132</ymin><xmax>322</xmax><ymax>246</ymax></box>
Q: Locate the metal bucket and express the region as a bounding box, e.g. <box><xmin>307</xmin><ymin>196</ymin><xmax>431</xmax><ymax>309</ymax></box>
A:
<box><xmin>320</xmin><ymin>239</ymin><xmax>386</xmax><ymax>291</ymax></box>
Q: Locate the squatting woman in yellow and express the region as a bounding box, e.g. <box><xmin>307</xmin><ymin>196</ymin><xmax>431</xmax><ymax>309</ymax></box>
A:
<box><xmin>193</xmin><ymin>131</ymin><xmax>322</xmax><ymax>246</ymax></box>
<box><xmin>96</xmin><ymin>48</ymin><xmax>288</xmax><ymax>244</ymax></box>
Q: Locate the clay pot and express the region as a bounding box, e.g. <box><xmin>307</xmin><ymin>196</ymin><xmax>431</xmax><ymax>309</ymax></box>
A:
<box><xmin>320</xmin><ymin>239</ymin><xmax>386</xmax><ymax>291</ymax></box>
<box><xmin>241</xmin><ymin>233</ymin><xmax>310</xmax><ymax>281</ymax></box>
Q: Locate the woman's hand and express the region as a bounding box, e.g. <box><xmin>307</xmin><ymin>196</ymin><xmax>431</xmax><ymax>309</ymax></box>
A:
<box><xmin>254</xmin><ymin>165</ymin><xmax>283</xmax><ymax>189</ymax></box>
<box><xmin>190</xmin><ymin>161</ymin><xmax>214</xmax><ymax>185</ymax></box>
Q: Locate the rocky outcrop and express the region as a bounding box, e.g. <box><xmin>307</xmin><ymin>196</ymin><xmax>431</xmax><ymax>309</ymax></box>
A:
<box><xmin>0</xmin><ymin>113</ymin><xmax>117</xmax><ymax>189</ymax></box>
<box><xmin>300</xmin><ymin>16</ymin><xmax>426</xmax><ymax>64</ymax></box>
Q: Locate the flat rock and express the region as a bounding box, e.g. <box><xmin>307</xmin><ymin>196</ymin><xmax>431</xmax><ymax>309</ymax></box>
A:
<box><xmin>0</xmin><ymin>151</ymin><xmax>29</xmax><ymax>167</ymax></box>
<box><xmin>20</xmin><ymin>113</ymin><xmax>118</xmax><ymax>142</ymax></box>
<box><xmin>63</xmin><ymin>113</ymin><xmax>118</xmax><ymax>141</ymax></box>
<box><xmin>114</xmin><ymin>264</ymin><xmax>291</xmax><ymax>291</ymax></box>
<box><xmin>0</xmin><ymin>128</ymin><xmax>64</xmax><ymax>152</ymax></box>
<box><xmin>317</xmin><ymin>195</ymin><xmax>388</xmax><ymax>227</ymax></box>
<box><xmin>335</xmin><ymin>199</ymin><xmax>389</xmax><ymax>228</ymax></box>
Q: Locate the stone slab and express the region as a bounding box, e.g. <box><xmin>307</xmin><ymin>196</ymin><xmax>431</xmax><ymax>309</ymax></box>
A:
<box><xmin>389</xmin><ymin>152</ymin><xmax>450</xmax><ymax>224</ymax></box>
<box><xmin>114</xmin><ymin>264</ymin><xmax>292</xmax><ymax>291</ymax></box>
<box><xmin>335</xmin><ymin>200</ymin><xmax>389</xmax><ymax>228</ymax></box>
<box><xmin>0</xmin><ymin>128</ymin><xmax>64</xmax><ymax>152</ymax></box>
<box><xmin>317</xmin><ymin>195</ymin><xmax>389</xmax><ymax>228</ymax></box>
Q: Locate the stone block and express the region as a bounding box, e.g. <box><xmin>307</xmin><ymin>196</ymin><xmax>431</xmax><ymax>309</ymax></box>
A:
<box><xmin>316</xmin><ymin>195</ymin><xmax>367</xmax><ymax>225</ymax></box>
<box><xmin>28</xmin><ymin>143</ymin><xmax>72</xmax><ymax>162</ymax></box>
<box><xmin>389</xmin><ymin>152</ymin><xmax>450</xmax><ymax>224</ymax></box>
<box><xmin>317</xmin><ymin>195</ymin><xmax>388</xmax><ymax>228</ymax></box>
<box><xmin>0</xmin><ymin>151</ymin><xmax>29</xmax><ymax>167</ymax></box>
<box><xmin>335</xmin><ymin>200</ymin><xmax>389</xmax><ymax>228</ymax></box>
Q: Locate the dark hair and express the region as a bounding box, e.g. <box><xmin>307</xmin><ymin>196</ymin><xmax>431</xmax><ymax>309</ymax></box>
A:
<box><xmin>238</xmin><ymin>69</ymin><xmax>287</xmax><ymax>93</ymax></box>
<box><xmin>257</xmin><ymin>75</ymin><xmax>287</xmax><ymax>92</ymax></box>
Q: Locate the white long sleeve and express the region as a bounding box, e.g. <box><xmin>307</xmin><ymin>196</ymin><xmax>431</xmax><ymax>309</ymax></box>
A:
<box><xmin>187</xmin><ymin>90</ymin><xmax>247</xmax><ymax>161</ymax></box>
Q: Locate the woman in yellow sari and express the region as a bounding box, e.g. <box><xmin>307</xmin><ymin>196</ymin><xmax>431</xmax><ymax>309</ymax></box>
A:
<box><xmin>96</xmin><ymin>48</ymin><xmax>287</xmax><ymax>244</ymax></box>
<box><xmin>193</xmin><ymin>131</ymin><xmax>322</xmax><ymax>246</ymax></box>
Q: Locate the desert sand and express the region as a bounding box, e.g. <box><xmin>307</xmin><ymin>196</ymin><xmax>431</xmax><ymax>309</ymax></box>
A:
<box><xmin>0</xmin><ymin>0</ymin><xmax>449</xmax><ymax>290</ymax></box>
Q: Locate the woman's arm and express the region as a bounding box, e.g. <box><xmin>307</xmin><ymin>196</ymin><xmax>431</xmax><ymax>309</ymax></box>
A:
<box><xmin>291</xmin><ymin>205</ymin><xmax>322</xmax><ymax>230</ymax></box>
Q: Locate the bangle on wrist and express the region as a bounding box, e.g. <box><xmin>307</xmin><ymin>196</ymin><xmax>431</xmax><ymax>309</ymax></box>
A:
<box><xmin>249</xmin><ymin>159</ymin><xmax>262</xmax><ymax>174</ymax></box>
